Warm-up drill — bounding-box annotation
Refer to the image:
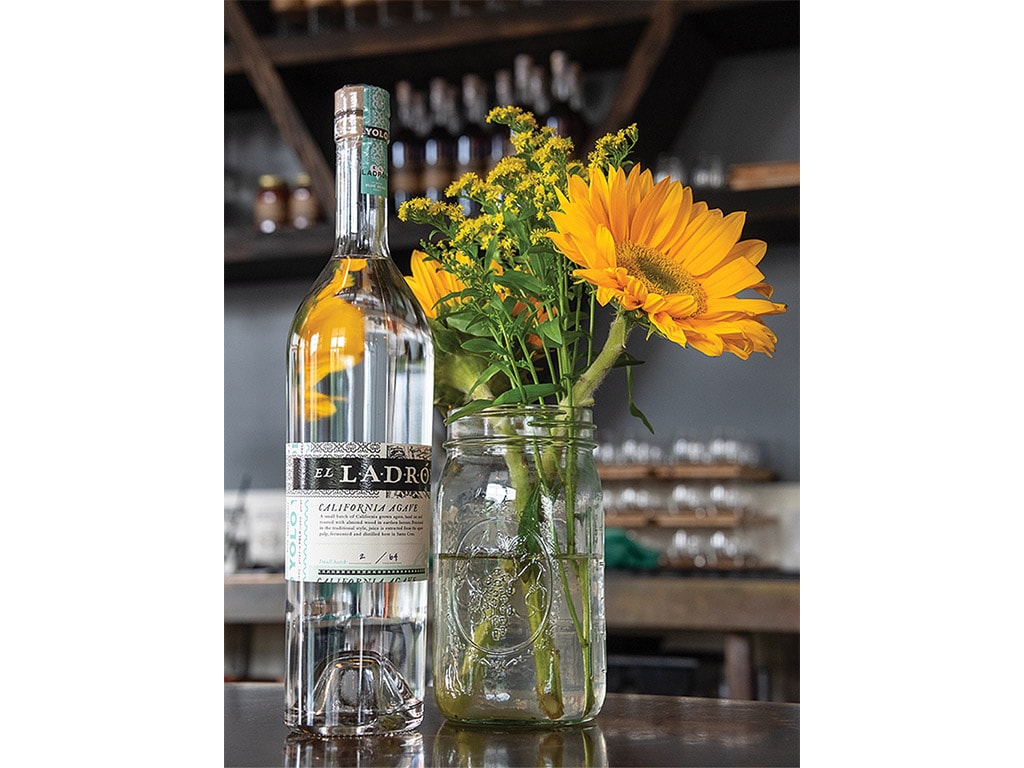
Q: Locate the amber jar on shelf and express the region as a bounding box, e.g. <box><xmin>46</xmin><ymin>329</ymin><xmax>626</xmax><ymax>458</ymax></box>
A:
<box><xmin>254</xmin><ymin>174</ymin><xmax>289</xmax><ymax>233</ymax></box>
<box><xmin>288</xmin><ymin>172</ymin><xmax>321</xmax><ymax>229</ymax></box>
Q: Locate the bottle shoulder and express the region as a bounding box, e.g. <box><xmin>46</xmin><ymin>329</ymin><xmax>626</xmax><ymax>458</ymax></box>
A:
<box><xmin>290</xmin><ymin>256</ymin><xmax>430</xmax><ymax>338</ymax></box>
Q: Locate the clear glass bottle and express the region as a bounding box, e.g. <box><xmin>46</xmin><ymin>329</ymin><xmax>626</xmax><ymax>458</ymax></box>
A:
<box><xmin>285</xmin><ymin>84</ymin><xmax>434</xmax><ymax>736</ymax></box>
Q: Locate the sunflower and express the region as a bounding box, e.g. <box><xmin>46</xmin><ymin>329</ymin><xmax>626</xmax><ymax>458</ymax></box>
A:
<box><xmin>548</xmin><ymin>165</ymin><xmax>786</xmax><ymax>359</ymax></box>
<box><xmin>405</xmin><ymin>249</ymin><xmax>465</xmax><ymax>319</ymax></box>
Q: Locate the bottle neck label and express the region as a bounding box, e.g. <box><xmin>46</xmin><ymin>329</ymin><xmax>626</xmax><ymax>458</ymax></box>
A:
<box><xmin>360</xmin><ymin>96</ymin><xmax>390</xmax><ymax>198</ymax></box>
<box><xmin>360</xmin><ymin>128</ymin><xmax>389</xmax><ymax>198</ymax></box>
<box><xmin>285</xmin><ymin>441</ymin><xmax>431</xmax><ymax>583</ymax></box>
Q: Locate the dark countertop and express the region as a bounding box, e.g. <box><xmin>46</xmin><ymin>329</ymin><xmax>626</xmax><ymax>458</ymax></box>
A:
<box><xmin>226</xmin><ymin>682</ymin><xmax>799</xmax><ymax>767</ymax></box>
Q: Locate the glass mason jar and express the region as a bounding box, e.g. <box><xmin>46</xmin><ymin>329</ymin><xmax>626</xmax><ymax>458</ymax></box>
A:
<box><xmin>433</xmin><ymin>405</ymin><xmax>606</xmax><ymax>725</ymax></box>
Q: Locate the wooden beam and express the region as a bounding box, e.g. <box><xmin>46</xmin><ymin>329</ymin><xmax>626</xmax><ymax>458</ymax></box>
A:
<box><xmin>590</xmin><ymin>0</ymin><xmax>688</xmax><ymax>144</ymax></box>
<box><xmin>223</xmin><ymin>0</ymin><xmax>335</xmax><ymax>216</ymax></box>
<box><xmin>224</xmin><ymin>0</ymin><xmax>663</xmax><ymax>74</ymax></box>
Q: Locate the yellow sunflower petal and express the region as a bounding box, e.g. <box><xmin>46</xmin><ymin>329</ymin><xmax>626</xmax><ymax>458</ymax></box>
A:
<box><xmin>587</xmin><ymin>165</ymin><xmax>613</xmax><ymax>229</ymax></box>
<box><xmin>685</xmin><ymin>211</ymin><xmax>747</xmax><ymax>275</ymax></box>
<box><xmin>629</xmin><ymin>177</ymin><xmax>675</xmax><ymax>245</ymax></box>
<box><xmin>711</xmin><ymin>295</ymin><xmax>788</xmax><ymax>317</ymax></box>
<box><xmin>730</xmin><ymin>238</ymin><xmax>768</xmax><ymax>267</ymax></box>
<box><xmin>606</xmin><ymin>167</ymin><xmax>631</xmax><ymax>240</ymax></box>
<box><xmin>406</xmin><ymin>249</ymin><xmax>466</xmax><ymax>318</ymax></box>
<box><xmin>700</xmin><ymin>257</ymin><xmax>766</xmax><ymax>300</ymax></box>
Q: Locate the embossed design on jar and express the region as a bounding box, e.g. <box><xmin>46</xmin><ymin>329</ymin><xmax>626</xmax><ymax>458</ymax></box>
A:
<box><xmin>450</xmin><ymin>518</ymin><xmax>553</xmax><ymax>656</ymax></box>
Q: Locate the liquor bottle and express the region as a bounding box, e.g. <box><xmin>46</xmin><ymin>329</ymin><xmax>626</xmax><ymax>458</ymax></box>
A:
<box><xmin>490</xmin><ymin>69</ymin><xmax>515</xmax><ymax>166</ymax></box>
<box><xmin>285</xmin><ymin>84</ymin><xmax>434</xmax><ymax>737</ymax></box>
<box><xmin>390</xmin><ymin>80</ymin><xmax>425</xmax><ymax>217</ymax></box>
<box><xmin>528</xmin><ymin>63</ymin><xmax>552</xmax><ymax>128</ymax></box>
<box><xmin>421</xmin><ymin>78</ymin><xmax>456</xmax><ymax>200</ymax></box>
<box><xmin>289</xmin><ymin>172</ymin><xmax>321</xmax><ymax>229</ymax></box>
<box><xmin>306</xmin><ymin>0</ymin><xmax>345</xmax><ymax>34</ymax></box>
<box><xmin>454</xmin><ymin>73</ymin><xmax>490</xmax><ymax>214</ymax></box>
<box><xmin>512</xmin><ymin>53</ymin><xmax>536</xmax><ymax>111</ymax></box>
<box><xmin>547</xmin><ymin>50</ymin><xmax>586</xmax><ymax>154</ymax></box>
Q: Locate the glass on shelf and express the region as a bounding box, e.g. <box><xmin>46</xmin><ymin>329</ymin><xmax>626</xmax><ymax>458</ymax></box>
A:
<box><xmin>691</xmin><ymin>152</ymin><xmax>725</xmax><ymax>189</ymax></box>
<box><xmin>670</xmin><ymin>434</ymin><xmax>711</xmax><ymax>465</ymax></box>
<box><xmin>655</xmin><ymin>153</ymin><xmax>686</xmax><ymax>185</ymax></box>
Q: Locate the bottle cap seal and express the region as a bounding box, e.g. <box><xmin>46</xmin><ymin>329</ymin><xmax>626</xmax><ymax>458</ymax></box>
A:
<box><xmin>334</xmin><ymin>84</ymin><xmax>390</xmax><ymax>143</ymax></box>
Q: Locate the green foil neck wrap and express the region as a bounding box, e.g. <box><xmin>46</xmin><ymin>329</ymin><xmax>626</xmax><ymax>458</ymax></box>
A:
<box><xmin>334</xmin><ymin>84</ymin><xmax>390</xmax><ymax>197</ymax></box>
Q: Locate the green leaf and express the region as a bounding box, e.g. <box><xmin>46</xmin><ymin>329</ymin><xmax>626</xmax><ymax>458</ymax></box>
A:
<box><xmin>536</xmin><ymin>318</ymin><xmax>564</xmax><ymax>345</ymax></box>
<box><xmin>461</xmin><ymin>338</ymin><xmax>505</xmax><ymax>356</ymax></box>
<box><xmin>494</xmin><ymin>270</ymin><xmax>547</xmax><ymax>296</ymax></box>
<box><xmin>517</xmin><ymin>482</ymin><xmax>544</xmax><ymax>558</ymax></box>
<box><xmin>493</xmin><ymin>383</ymin><xmax>560</xmax><ymax>405</ymax></box>
<box><xmin>445</xmin><ymin>312</ymin><xmax>493</xmax><ymax>337</ymax></box>
<box><xmin>625</xmin><ymin>364</ymin><xmax>655</xmax><ymax>434</ymax></box>
<box><xmin>445</xmin><ymin>399</ymin><xmax>496</xmax><ymax>422</ymax></box>
<box><xmin>469</xmin><ymin>362</ymin><xmax>510</xmax><ymax>392</ymax></box>
<box><xmin>613</xmin><ymin>351</ymin><xmax>646</xmax><ymax>369</ymax></box>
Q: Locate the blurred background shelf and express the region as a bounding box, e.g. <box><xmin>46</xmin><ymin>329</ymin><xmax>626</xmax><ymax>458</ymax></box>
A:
<box><xmin>225</xmin><ymin>570</ymin><xmax>798</xmax><ymax>699</ymax></box>
<box><xmin>224</xmin><ymin>184</ymin><xmax>797</xmax><ymax>283</ymax></box>
<box><xmin>224</xmin><ymin>0</ymin><xmax>800</xmax><ymax>282</ymax></box>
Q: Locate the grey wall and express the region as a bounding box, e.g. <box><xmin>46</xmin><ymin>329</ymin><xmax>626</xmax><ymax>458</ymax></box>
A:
<box><xmin>224</xmin><ymin>48</ymin><xmax>800</xmax><ymax>489</ymax></box>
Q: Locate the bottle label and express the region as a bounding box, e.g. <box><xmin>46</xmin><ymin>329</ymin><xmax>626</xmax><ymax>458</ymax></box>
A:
<box><xmin>361</xmin><ymin>88</ymin><xmax>390</xmax><ymax>197</ymax></box>
<box><xmin>285</xmin><ymin>441</ymin><xmax>431</xmax><ymax>583</ymax></box>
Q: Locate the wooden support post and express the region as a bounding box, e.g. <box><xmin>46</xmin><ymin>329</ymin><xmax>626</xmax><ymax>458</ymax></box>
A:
<box><xmin>590</xmin><ymin>0</ymin><xmax>685</xmax><ymax>143</ymax></box>
<box><xmin>223</xmin><ymin>0</ymin><xmax>335</xmax><ymax>215</ymax></box>
<box><xmin>724</xmin><ymin>631</ymin><xmax>754</xmax><ymax>700</ymax></box>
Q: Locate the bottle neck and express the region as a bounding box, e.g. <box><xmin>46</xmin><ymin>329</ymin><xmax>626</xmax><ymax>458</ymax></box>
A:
<box><xmin>334</xmin><ymin>133</ymin><xmax>389</xmax><ymax>258</ymax></box>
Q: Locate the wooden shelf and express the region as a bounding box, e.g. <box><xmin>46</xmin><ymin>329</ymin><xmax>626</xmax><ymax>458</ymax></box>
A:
<box><xmin>224</xmin><ymin>184</ymin><xmax>797</xmax><ymax>282</ymax></box>
<box><xmin>224</xmin><ymin>0</ymin><xmax>800</xmax><ymax>283</ymax></box>
<box><xmin>224</xmin><ymin>220</ymin><xmax>429</xmax><ymax>282</ymax></box>
<box><xmin>224</xmin><ymin>0</ymin><xmax>662</xmax><ymax>76</ymax></box>
<box><xmin>606</xmin><ymin>511</ymin><xmax>775</xmax><ymax>529</ymax></box>
<box><xmin>598</xmin><ymin>462</ymin><xmax>776</xmax><ymax>483</ymax></box>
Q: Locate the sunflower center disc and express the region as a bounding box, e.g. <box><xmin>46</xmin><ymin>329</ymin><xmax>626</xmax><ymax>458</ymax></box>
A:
<box><xmin>615</xmin><ymin>241</ymin><xmax>707</xmax><ymax>311</ymax></box>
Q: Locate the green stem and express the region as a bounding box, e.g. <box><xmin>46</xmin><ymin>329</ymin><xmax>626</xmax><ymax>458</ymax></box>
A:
<box><xmin>564</xmin><ymin>311</ymin><xmax>633</xmax><ymax>409</ymax></box>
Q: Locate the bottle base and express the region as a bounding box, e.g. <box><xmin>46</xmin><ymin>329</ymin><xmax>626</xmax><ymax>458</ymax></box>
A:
<box><xmin>287</xmin><ymin>702</ymin><xmax>423</xmax><ymax>738</ymax></box>
<box><xmin>286</xmin><ymin>650</ymin><xmax>424</xmax><ymax>736</ymax></box>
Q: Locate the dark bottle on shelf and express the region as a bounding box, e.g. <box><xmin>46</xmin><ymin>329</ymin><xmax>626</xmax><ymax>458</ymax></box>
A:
<box><xmin>454</xmin><ymin>73</ymin><xmax>490</xmax><ymax>214</ymax></box>
<box><xmin>270</xmin><ymin>0</ymin><xmax>307</xmax><ymax>36</ymax></box>
<box><xmin>306</xmin><ymin>0</ymin><xmax>345</xmax><ymax>34</ymax></box>
<box><xmin>528</xmin><ymin>63</ymin><xmax>552</xmax><ymax>128</ymax></box>
<box><xmin>390</xmin><ymin>80</ymin><xmax>425</xmax><ymax>216</ymax></box>
<box><xmin>512</xmin><ymin>53</ymin><xmax>536</xmax><ymax>111</ymax></box>
<box><xmin>341</xmin><ymin>0</ymin><xmax>380</xmax><ymax>28</ymax></box>
<box><xmin>490</xmin><ymin>69</ymin><xmax>515</xmax><ymax>166</ymax></box>
<box><xmin>547</xmin><ymin>50</ymin><xmax>587</xmax><ymax>154</ymax></box>
<box><xmin>289</xmin><ymin>172</ymin><xmax>321</xmax><ymax>229</ymax></box>
<box><xmin>421</xmin><ymin>78</ymin><xmax>456</xmax><ymax>200</ymax></box>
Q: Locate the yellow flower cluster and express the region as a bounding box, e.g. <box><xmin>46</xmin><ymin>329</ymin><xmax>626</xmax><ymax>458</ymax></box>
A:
<box><xmin>400</xmin><ymin>105</ymin><xmax>786</xmax><ymax>417</ymax></box>
<box><xmin>587</xmin><ymin>124</ymin><xmax>639</xmax><ymax>171</ymax></box>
